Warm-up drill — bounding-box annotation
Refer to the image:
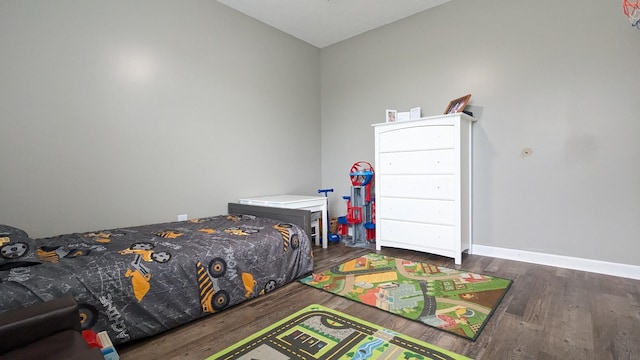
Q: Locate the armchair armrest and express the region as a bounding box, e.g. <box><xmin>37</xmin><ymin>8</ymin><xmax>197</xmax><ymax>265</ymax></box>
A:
<box><xmin>0</xmin><ymin>294</ymin><xmax>82</xmax><ymax>355</ymax></box>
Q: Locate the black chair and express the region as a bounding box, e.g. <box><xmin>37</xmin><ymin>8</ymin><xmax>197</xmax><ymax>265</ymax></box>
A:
<box><xmin>0</xmin><ymin>295</ymin><xmax>104</xmax><ymax>360</ymax></box>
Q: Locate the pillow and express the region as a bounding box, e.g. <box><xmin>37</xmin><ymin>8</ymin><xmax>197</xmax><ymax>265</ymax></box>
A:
<box><xmin>0</xmin><ymin>224</ymin><xmax>29</xmax><ymax>238</ymax></box>
<box><xmin>0</xmin><ymin>227</ymin><xmax>40</xmax><ymax>271</ymax></box>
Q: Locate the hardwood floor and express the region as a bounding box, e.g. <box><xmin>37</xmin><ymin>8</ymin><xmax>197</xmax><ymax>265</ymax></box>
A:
<box><xmin>118</xmin><ymin>243</ymin><xmax>640</xmax><ymax>359</ymax></box>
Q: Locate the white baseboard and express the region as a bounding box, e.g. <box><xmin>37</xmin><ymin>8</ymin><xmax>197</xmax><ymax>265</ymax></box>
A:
<box><xmin>471</xmin><ymin>245</ymin><xmax>640</xmax><ymax>280</ymax></box>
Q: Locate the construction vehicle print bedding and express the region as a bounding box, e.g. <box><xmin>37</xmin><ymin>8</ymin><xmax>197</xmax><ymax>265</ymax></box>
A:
<box><xmin>0</xmin><ymin>215</ymin><xmax>313</xmax><ymax>345</ymax></box>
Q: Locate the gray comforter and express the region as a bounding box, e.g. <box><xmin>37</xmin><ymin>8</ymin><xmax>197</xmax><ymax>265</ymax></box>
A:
<box><xmin>0</xmin><ymin>214</ymin><xmax>313</xmax><ymax>344</ymax></box>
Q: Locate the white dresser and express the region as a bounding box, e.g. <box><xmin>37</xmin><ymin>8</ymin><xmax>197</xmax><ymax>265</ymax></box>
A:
<box><xmin>373</xmin><ymin>113</ymin><xmax>476</xmax><ymax>264</ymax></box>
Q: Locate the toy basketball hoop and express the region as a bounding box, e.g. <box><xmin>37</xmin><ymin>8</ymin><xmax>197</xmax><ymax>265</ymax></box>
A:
<box><xmin>623</xmin><ymin>0</ymin><xmax>640</xmax><ymax>29</ymax></box>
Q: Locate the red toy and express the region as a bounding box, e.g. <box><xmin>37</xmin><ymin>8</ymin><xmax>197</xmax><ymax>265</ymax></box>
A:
<box><xmin>340</xmin><ymin>161</ymin><xmax>375</xmax><ymax>247</ymax></box>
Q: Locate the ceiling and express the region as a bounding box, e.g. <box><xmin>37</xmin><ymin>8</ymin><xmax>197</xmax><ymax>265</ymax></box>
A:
<box><xmin>216</xmin><ymin>0</ymin><xmax>451</xmax><ymax>48</ymax></box>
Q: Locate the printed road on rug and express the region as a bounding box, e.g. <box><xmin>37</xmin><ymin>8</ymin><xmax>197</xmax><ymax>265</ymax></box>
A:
<box><xmin>207</xmin><ymin>304</ymin><xmax>471</xmax><ymax>360</ymax></box>
<box><xmin>299</xmin><ymin>253</ymin><xmax>512</xmax><ymax>341</ymax></box>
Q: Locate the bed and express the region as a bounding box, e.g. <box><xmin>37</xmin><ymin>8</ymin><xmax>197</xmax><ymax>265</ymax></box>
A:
<box><xmin>0</xmin><ymin>203</ymin><xmax>314</xmax><ymax>345</ymax></box>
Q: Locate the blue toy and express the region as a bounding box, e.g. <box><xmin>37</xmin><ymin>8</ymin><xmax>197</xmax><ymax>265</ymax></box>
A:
<box><xmin>317</xmin><ymin>188</ymin><xmax>340</xmax><ymax>243</ymax></box>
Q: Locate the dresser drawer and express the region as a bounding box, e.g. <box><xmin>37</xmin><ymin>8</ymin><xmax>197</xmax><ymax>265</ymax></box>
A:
<box><xmin>377</xmin><ymin>197</ymin><xmax>455</xmax><ymax>225</ymax></box>
<box><xmin>378</xmin><ymin>174</ymin><xmax>455</xmax><ymax>200</ymax></box>
<box><xmin>378</xmin><ymin>219</ymin><xmax>455</xmax><ymax>251</ymax></box>
<box><xmin>378</xmin><ymin>125</ymin><xmax>454</xmax><ymax>152</ymax></box>
<box><xmin>378</xmin><ymin>149</ymin><xmax>456</xmax><ymax>175</ymax></box>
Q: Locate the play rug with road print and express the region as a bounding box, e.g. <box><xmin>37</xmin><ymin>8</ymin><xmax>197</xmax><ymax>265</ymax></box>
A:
<box><xmin>207</xmin><ymin>304</ymin><xmax>470</xmax><ymax>360</ymax></box>
<box><xmin>299</xmin><ymin>253</ymin><xmax>512</xmax><ymax>341</ymax></box>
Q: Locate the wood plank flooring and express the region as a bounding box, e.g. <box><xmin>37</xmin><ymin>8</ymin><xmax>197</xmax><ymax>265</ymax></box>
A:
<box><xmin>118</xmin><ymin>244</ymin><xmax>640</xmax><ymax>359</ymax></box>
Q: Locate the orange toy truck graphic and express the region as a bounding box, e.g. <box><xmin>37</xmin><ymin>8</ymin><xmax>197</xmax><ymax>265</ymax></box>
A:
<box><xmin>196</xmin><ymin>258</ymin><xmax>263</xmax><ymax>310</ymax></box>
<box><xmin>273</xmin><ymin>223</ymin><xmax>299</xmax><ymax>252</ymax></box>
<box><xmin>124</xmin><ymin>256</ymin><xmax>152</xmax><ymax>302</ymax></box>
<box><xmin>153</xmin><ymin>230</ymin><xmax>183</xmax><ymax>239</ymax></box>
<box><xmin>83</xmin><ymin>231</ymin><xmax>116</xmax><ymax>243</ymax></box>
<box><xmin>196</xmin><ymin>258</ymin><xmax>230</xmax><ymax>313</ymax></box>
<box><xmin>224</xmin><ymin>227</ymin><xmax>258</xmax><ymax>236</ymax></box>
<box><xmin>120</xmin><ymin>242</ymin><xmax>172</xmax><ymax>302</ymax></box>
<box><xmin>242</xmin><ymin>272</ymin><xmax>257</xmax><ymax>298</ymax></box>
<box><xmin>119</xmin><ymin>242</ymin><xmax>172</xmax><ymax>263</ymax></box>
<box><xmin>37</xmin><ymin>246</ymin><xmax>89</xmax><ymax>263</ymax></box>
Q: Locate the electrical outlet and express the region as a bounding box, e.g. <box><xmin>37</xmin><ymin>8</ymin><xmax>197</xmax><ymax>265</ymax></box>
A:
<box><xmin>178</xmin><ymin>214</ymin><xmax>188</xmax><ymax>221</ymax></box>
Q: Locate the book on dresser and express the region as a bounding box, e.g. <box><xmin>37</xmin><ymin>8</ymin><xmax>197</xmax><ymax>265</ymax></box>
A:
<box><xmin>372</xmin><ymin>113</ymin><xmax>476</xmax><ymax>264</ymax></box>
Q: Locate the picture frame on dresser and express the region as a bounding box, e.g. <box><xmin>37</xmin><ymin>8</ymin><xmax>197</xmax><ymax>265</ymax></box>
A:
<box><xmin>444</xmin><ymin>94</ymin><xmax>472</xmax><ymax>114</ymax></box>
<box><xmin>385</xmin><ymin>109</ymin><xmax>397</xmax><ymax>123</ymax></box>
<box><xmin>410</xmin><ymin>106</ymin><xmax>421</xmax><ymax>119</ymax></box>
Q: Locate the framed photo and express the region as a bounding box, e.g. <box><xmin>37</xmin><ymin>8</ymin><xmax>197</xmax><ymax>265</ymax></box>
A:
<box><xmin>410</xmin><ymin>106</ymin><xmax>421</xmax><ymax>119</ymax></box>
<box><xmin>397</xmin><ymin>111</ymin><xmax>411</xmax><ymax>122</ymax></box>
<box><xmin>386</xmin><ymin>109</ymin><xmax>397</xmax><ymax>123</ymax></box>
<box><xmin>444</xmin><ymin>94</ymin><xmax>472</xmax><ymax>114</ymax></box>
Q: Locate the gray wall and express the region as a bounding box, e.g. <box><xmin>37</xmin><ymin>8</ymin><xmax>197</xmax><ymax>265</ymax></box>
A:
<box><xmin>2</xmin><ymin>0</ymin><xmax>638</xmax><ymax>267</ymax></box>
<box><xmin>321</xmin><ymin>0</ymin><xmax>640</xmax><ymax>265</ymax></box>
<box><xmin>0</xmin><ymin>0</ymin><xmax>321</xmax><ymax>238</ymax></box>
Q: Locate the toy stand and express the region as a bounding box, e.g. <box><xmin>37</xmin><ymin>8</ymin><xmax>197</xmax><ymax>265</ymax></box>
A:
<box><xmin>338</xmin><ymin>161</ymin><xmax>375</xmax><ymax>248</ymax></box>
